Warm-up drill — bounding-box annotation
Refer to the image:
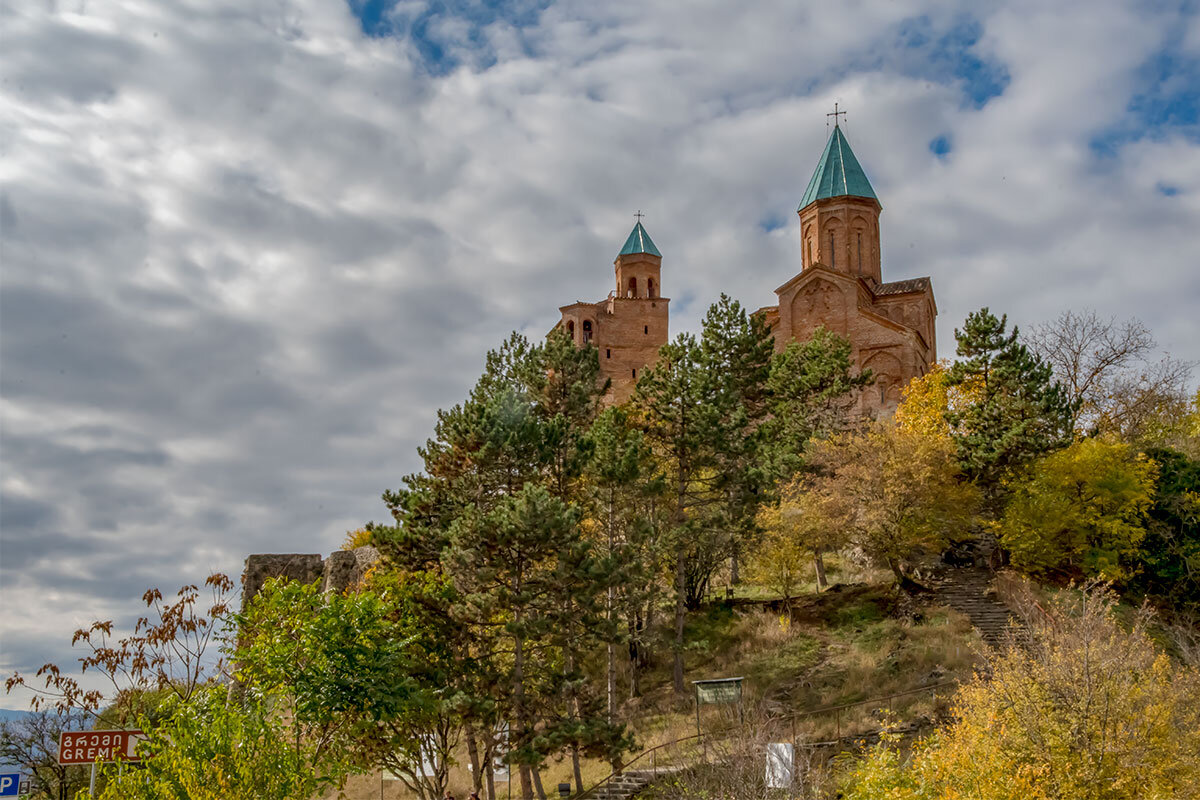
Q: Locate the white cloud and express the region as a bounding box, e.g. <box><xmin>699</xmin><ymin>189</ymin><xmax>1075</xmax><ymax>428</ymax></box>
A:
<box><xmin>1</xmin><ymin>0</ymin><xmax>1198</xmax><ymax>706</ymax></box>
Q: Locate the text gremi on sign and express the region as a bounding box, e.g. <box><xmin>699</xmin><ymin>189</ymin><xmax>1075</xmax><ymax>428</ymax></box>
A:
<box><xmin>57</xmin><ymin>730</ymin><xmax>145</xmax><ymax>765</ymax></box>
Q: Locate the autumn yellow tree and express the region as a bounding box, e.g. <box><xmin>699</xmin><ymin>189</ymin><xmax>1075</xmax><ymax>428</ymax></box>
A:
<box><xmin>1191</xmin><ymin>389</ymin><xmax>1200</xmax><ymax>439</ymax></box>
<box><xmin>894</xmin><ymin>361</ymin><xmax>951</xmax><ymax>439</ymax></box>
<box><xmin>342</xmin><ymin>527</ymin><xmax>372</xmax><ymax>549</ymax></box>
<box><xmin>787</xmin><ymin>421</ymin><xmax>978</xmax><ymax>586</ymax></box>
<box><xmin>1001</xmin><ymin>436</ymin><xmax>1158</xmax><ymax>580</ymax></box>
<box><xmin>840</xmin><ymin>585</ymin><xmax>1200</xmax><ymax>800</ymax></box>
<box><xmin>894</xmin><ymin>360</ymin><xmax>982</xmax><ymax>440</ymax></box>
<box><xmin>754</xmin><ymin>480</ymin><xmax>846</xmax><ymax>596</ymax></box>
<box><xmin>745</xmin><ymin>522</ymin><xmax>807</xmax><ymax>613</ymax></box>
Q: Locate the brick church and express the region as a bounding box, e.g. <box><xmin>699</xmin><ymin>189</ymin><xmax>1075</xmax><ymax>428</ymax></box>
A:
<box><xmin>554</xmin><ymin>122</ymin><xmax>937</xmax><ymax>412</ymax></box>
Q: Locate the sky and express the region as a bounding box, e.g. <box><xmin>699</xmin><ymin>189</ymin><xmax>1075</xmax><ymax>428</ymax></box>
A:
<box><xmin>2</xmin><ymin>0</ymin><xmax>1199</xmax><ymax>707</ymax></box>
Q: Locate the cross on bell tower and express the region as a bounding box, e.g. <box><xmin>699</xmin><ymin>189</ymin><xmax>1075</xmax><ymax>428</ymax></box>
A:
<box><xmin>826</xmin><ymin>102</ymin><xmax>847</xmax><ymax>128</ymax></box>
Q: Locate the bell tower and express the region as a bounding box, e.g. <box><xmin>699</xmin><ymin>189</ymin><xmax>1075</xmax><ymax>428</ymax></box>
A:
<box><xmin>614</xmin><ymin>214</ymin><xmax>662</xmax><ymax>299</ymax></box>
<box><xmin>797</xmin><ymin>122</ymin><xmax>882</xmax><ymax>285</ymax></box>
<box><xmin>557</xmin><ymin>217</ymin><xmax>669</xmax><ymax>404</ymax></box>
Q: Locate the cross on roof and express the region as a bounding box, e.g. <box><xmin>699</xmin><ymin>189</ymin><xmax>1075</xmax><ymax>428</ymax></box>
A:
<box><xmin>634</xmin><ymin>210</ymin><xmax>645</xmax><ymax>222</ymax></box>
<box><xmin>826</xmin><ymin>102</ymin><xmax>847</xmax><ymax>127</ymax></box>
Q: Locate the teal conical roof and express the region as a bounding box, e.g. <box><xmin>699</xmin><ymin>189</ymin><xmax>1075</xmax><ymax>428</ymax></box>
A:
<box><xmin>798</xmin><ymin>125</ymin><xmax>878</xmax><ymax>210</ymax></box>
<box><xmin>618</xmin><ymin>221</ymin><xmax>661</xmax><ymax>258</ymax></box>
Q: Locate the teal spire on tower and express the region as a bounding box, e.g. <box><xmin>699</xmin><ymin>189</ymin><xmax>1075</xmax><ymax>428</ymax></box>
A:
<box><xmin>798</xmin><ymin>124</ymin><xmax>878</xmax><ymax>210</ymax></box>
<box><xmin>618</xmin><ymin>220</ymin><xmax>661</xmax><ymax>258</ymax></box>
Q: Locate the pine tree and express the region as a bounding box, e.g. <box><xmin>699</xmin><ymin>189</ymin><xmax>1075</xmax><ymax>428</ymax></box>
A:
<box><xmin>945</xmin><ymin>308</ymin><xmax>1074</xmax><ymax>512</ymax></box>
<box><xmin>584</xmin><ymin>408</ymin><xmax>666</xmax><ymax>710</ymax></box>
<box><xmin>446</xmin><ymin>484</ymin><xmax>622</xmax><ymax>800</ymax></box>
<box><xmin>375</xmin><ymin>329</ymin><xmax>624</xmax><ymax>799</ymax></box>
<box><xmin>525</xmin><ymin>328</ymin><xmax>609</xmax><ymax>501</ymax></box>
<box><xmin>633</xmin><ymin>332</ymin><xmax>729</xmax><ymax>693</ymax></box>
<box><xmin>379</xmin><ymin>334</ymin><xmax>546</xmax><ymax>570</ymax></box>
<box><xmin>764</xmin><ymin>326</ymin><xmax>874</xmax><ymax>483</ymax></box>
<box><xmin>698</xmin><ymin>295</ymin><xmax>775</xmax><ymax>585</ymax></box>
<box><xmin>525</xmin><ymin>329</ymin><xmax>619</xmax><ymax>786</ymax></box>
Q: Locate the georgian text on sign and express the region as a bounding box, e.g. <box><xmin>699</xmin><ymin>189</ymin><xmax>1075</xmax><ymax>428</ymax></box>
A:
<box><xmin>57</xmin><ymin>730</ymin><xmax>144</xmax><ymax>765</ymax></box>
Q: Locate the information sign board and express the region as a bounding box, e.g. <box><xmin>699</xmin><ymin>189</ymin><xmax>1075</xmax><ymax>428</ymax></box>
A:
<box><xmin>693</xmin><ymin>677</ymin><xmax>743</xmax><ymax>705</ymax></box>
<box><xmin>57</xmin><ymin>730</ymin><xmax>144</xmax><ymax>765</ymax></box>
<box><xmin>0</xmin><ymin>772</ymin><xmax>21</xmax><ymax>797</ymax></box>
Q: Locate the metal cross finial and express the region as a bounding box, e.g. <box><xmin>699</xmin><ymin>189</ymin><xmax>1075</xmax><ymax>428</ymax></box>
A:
<box><xmin>634</xmin><ymin>210</ymin><xmax>644</xmax><ymax>223</ymax></box>
<box><xmin>826</xmin><ymin>102</ymin><xmax>847</xmax><ymax>127</ymax></box>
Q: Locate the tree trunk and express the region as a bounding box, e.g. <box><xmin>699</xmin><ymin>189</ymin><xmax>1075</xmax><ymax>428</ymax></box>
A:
<box><xmin>628</xmin><ymin>611</ymin><xmax>642</xmax><ymax>700</ymax></box>
<box><xmin>564</xmin><ymin>592</ymin><xmax>585</xmax><ymax>799</ymax></box>
<box><xmin>485</xmin><ymin>758</ymin><xmax>497</xmax><ymax>800</ymax></box>
<box><xmin>607</xmin><ymin>492</ymin><xmax>617</xmax><ymax>724</ymax></box>
<box><xmin>467</xmin><ymin>729</ymin><xmax>484</xmax><ymax>795</ymax></box>
<box><xmin>607</xmin><ymin>632</ymin><xmax>617</xmax><ymax>716</ymax></box>
<box><xmin>514</xmin><ymin>627</ymin><xmax>533</xmax><ymax>800</ymax></box>
<box><xmin>730</xmin><ymin>544</ymin><xmax>740</xmax><ymax>586</ymax></box>
<box><xmin>813</xmin><ymin>548</ymin><xmax>828</xmax><ymax>592</ymax></box>
<box><xmin>532</xmin><ymin>766</ymin><xmax>547</xmax><ymax>800</ymax></box>
<box><xmin>567</xmin><ymin>649</ymin><xmax>583</xmax><ymax>796</ymax></box>
<box><xmin>673</xmin><ymin>553</ymin><xmax>687</xmax><ymax>694</ymax></box>
<box><xmin>572</xmin><ymin>744</ymin><xmax>584</xmax><ymax>794</ymax></box>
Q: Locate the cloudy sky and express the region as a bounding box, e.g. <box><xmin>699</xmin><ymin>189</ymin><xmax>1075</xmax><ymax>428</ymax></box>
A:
<box><xmin>2</xmin><ymin>0</ymin><xmax>1199</xmax><ymax>706</ymax></box>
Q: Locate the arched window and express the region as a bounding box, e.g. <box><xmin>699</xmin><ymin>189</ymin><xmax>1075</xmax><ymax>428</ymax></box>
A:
<box><xmin>829</xmin><ymin>232</ymin><xmax>836</xmax><ymax>269</ymax></box>
<box><xmin>807</xmin><ymin>239</ymin><xmax>814</xmax><ymax>266</ymax></box>
<box><xmin>648</xmin><ymin>278</ymin><xmax>656</xmax><ymax>298</ymax></box>
<box><xmin>567</xmin><ymin>320</ymin><xmax>575</xmax><ymax>340</ymax></box>
<box><xmin>856</xmin><ymin>232</ymin><xmax>863</xmax><ymax>273</ymax></box>
<box><xmin>582</xmin><ymin>320</ymin><xmax>593</xmax><ymax>344</ymax></box>
<box><xmin>628</xmin><ymin>277</ymin><xmax>637</xmax><ymax>298</ymax></box>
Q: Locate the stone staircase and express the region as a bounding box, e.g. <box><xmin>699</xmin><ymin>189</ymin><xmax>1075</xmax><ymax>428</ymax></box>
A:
<box><xmin>585</xmin><ymin>766</ymin><xmax>687</xmax><ymax>800</ymax></box>
<box><xmin>928</xmin><ymin>566</ymin><xmax>1022</xmax><ymax>649</ymax></box>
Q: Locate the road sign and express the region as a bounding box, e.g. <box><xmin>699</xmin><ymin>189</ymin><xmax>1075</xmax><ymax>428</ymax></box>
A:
<box><xmin>0</xmin><ymin>772</ymin><xmax>21</xmax><ymax>797</ymax></box>
<box><xmin>57</xmin><ymin>729</ymin><xmax>145</xmax><ymax>765</ymax></box>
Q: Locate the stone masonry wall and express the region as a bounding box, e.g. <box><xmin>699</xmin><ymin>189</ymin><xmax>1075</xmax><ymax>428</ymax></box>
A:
<box><xmin>240</xmin><ymin>546</ymin><xmax>380</xmax><ymax>613</ymax></box>
<box><xmin>595</xmin><ymin>297</ymin><xmax>669</xmax><ymax>403</ymax></box>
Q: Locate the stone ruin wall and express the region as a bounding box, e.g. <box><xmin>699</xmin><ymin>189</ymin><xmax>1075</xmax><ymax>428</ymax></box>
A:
<box><xmin>240</xmin><ymin>545</ymin><xmax>380</xmax><ymax>612</ymax></box>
